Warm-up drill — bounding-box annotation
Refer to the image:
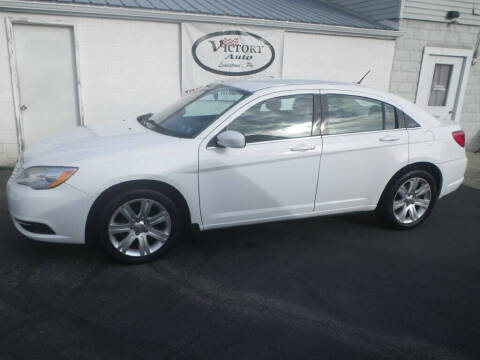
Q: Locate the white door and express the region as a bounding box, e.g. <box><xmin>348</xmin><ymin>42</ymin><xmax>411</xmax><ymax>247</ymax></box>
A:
<box><xmin>315</xmin><ymin>91</ymin><xmax>409</xmax><ymax>212</ymax></box>
<box><xmin>416</xmin><ymin>53</ymin><xmax>464</xmax><ymax>121</ymax></box>
<box><xmin>13</xmin><ymin>24</ymin><xmax>80</xmax><ymax>148</ymax></box>
<box><xmin>199</xmin><ymin>91</ymin><xmax>322</xmax><ymax>228</ymax></box>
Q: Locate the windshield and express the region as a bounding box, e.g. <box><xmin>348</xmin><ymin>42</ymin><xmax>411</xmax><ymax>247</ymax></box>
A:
<box><xmin>139</xmin><ymin>85</ymin><xmax>250</xmax><ymax>138</ymax></box>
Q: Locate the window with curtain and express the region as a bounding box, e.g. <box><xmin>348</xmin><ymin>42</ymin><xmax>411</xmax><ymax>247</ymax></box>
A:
<box><xmin>428</xmin><ymin>64</ymin><xmax>453</xmax><ymax>106</ymax></box>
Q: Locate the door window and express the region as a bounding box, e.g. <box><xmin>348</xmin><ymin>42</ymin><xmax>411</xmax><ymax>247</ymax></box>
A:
<box><xmin>396</xmin><ymin>110</ymin><xmax>421</xmax><ymax>129</ymax></box>
<box><xmin>324</xmin><ymin>95</ymin><xmax>398</xmax><ymax>135</ymax></box>
<box><xmin>428</xmin><ymin>64</ymin><xmax>452</xmax><ymax>106</ymax></box>
<box><xmin>404</xmin><ymin>113</ymin><xmax>421</xmax><ymax>128</ymax></box>
<box><xmin>228</xmin><ymin>94</ymin><xmax>314</xmax><ymax>143</ymax></box>
<box><xmin>383</xmin><ymin>103</ymin><xmax>398</xmax><ymax>130</ymax></box>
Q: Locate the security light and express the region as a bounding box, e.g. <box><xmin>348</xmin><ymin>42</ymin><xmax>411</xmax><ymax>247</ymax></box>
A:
<box><xmin>446</xmin><ymin>11</ymin><xmax>460</xmax><ymax>20</ymax></box>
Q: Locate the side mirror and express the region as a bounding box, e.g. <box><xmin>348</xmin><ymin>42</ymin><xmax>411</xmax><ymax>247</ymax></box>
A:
<box><xmin>216</xmin><ymin>130</ymin><xmax>246</xmax><ymax>149</ymax></box>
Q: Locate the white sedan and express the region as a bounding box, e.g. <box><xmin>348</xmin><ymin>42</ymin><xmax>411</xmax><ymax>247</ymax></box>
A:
<box><xmin>6</xmin><ymin>80</ymin><xmax>467</xmax><ymax>263</ymax></box>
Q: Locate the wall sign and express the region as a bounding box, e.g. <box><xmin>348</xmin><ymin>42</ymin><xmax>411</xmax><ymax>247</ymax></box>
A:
<box><xmin>191</xmin><ymin>31</ymin><xmax>275</xmax><ymax>76</ymax></box>
<box><xmin>182</xmin><ymin>23</ymin><xmax>284</xmax><ymax>95</ymax></box>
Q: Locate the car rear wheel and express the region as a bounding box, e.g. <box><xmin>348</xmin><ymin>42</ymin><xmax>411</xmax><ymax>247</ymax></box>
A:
<box><xmin>377</xmin><ymin>170</ymin><xmax>437</xmax><ymax>229</ymax></box>
<box><xmin>98</xmin><ymin>189</ymin><xmax>183</xmax><ymax>263</ymax></box>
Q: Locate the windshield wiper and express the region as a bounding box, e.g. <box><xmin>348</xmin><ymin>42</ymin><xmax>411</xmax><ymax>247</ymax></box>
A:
<box><xmin>136</xmin><ymin>113</ymin><xmax>172</xmax><ymax>136</ymax></box>
<box><xmin>136</xmin><ymin>113</ymin><xmax>153</xmax><ymax>125</ymax></box>
<box><xmin>137</xmin><ymin>113</ymin><xmax>160</xmax><ymax>129</ymax></box>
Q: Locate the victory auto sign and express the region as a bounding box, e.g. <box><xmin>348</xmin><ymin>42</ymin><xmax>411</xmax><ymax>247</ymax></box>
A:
<box><xmin>192</xmin><ymin>31</ymin><xmax>275</xmax><ymax>76</ymax></box>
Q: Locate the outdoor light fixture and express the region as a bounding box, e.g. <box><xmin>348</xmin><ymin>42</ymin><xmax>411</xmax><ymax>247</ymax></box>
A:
<box><xmin>446</xmin><ymin>10</ymin><xmax>460</xmax><ymax>20</ymax></box>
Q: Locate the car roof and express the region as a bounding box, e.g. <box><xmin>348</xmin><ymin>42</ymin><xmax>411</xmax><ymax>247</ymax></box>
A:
<box><xmin>222</xmin><ymin>78</ymin><xmax>399</xmax><ymax>109</ymax></box>
<box><xmin>223</xmin><ymin>78</ymin><xmax>362</xmax><ymax>93</ymax></box>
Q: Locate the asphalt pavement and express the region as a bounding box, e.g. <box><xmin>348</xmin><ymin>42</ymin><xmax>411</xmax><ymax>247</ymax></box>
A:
<box><xmin>1</xmin><ymin>168</ymin><xmax>479</xmax><ymax>360</ymax></box>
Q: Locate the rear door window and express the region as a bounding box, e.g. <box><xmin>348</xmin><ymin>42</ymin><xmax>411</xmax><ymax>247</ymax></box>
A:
<box><xmin>323</xmin><ymin>94</ymin><xmax>400</xmax><ymax>135</ymax></box>
<box><xmin>383</xmin><ymin>103</ymin><xmax>398</xmax><ymax>130</ymax></box>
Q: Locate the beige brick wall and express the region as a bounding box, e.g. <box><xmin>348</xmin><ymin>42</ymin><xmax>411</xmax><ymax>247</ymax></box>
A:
<box><xmin>390</xmin><ymin>19</ymin><xmax>480</xmax><ymax>151</ymax></box>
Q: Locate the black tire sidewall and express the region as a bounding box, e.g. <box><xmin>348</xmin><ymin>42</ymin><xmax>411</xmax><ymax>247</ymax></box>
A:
<box><xmin>380</xmin><ymin>170</ymin><xmax>437</xmax><ymax>229</ymax></box>
<box><xmin>98</xmin><ymin>188</ymin><xmax>183</xmax><ymax>263</ymax></box>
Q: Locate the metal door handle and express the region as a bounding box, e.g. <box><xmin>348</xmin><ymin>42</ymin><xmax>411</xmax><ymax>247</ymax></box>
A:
<box><xmin>20</xmin><ymin>104</ymin><xmax>27</xmax><ymax>111</ymax></box>
<box><xmin>290</xmin><ymin>144</ymin><xmax>316</xmax><ymax>152</ymax></box>
<box><xmin>379</xmin><ymin>136</ymin><xmax>399</xmax><ymax>142</ymax></box>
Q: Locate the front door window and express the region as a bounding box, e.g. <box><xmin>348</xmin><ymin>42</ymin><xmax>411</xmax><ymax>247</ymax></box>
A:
<box><xmin>227</xmin><ymin>94</ymin><xmax>314</xmax><ymax>143</ymax></box>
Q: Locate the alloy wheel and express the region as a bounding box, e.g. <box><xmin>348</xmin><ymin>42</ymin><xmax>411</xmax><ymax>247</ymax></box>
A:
<box><xmin>108</xmin><ymin>198</ymin><xmax>171</xmax><ymax>257</ymax></box>
<box><xmin>393</xmin><ymin>177</ymin><xmax>432</xmax><ymax>224</ymax></box>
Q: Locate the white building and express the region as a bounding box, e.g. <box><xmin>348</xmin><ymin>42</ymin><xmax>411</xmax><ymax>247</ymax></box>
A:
<box><xmin>0</xmin><ymin>0</ymin><xmax>478</xmax><ymax>167</ymax></box>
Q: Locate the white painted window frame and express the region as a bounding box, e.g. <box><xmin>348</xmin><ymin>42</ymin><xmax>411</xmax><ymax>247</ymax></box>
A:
<box><xmin>415</xmin><ymin>46</ymin><xmax>473</xmax><ymax>122</ymax></box>
<box><xmin>5</xmin><ymin>16</ymin><xmax>85</xmax><ymax>152</ymax></box>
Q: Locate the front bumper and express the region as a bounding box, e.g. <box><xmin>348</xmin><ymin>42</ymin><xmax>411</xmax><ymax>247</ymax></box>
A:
<box><xmin>6</xmin><ymin>175</ymin><xmax>93</xmax><ymax>244</ymax></box>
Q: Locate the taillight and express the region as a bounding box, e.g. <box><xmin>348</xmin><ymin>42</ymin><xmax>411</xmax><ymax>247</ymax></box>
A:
<box><xmin>452</xmin><ymin>130</ymin><xmax>465</xmax><ymax>148</ymax></box>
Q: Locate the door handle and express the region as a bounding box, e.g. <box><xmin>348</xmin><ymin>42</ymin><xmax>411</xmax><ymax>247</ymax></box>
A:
<box><xmin>290</xmin><ymin>144</ymin><xmax>316</xmax><ymax>152</ymax></box>
<box><xmin>379</xmin><ymin>136</ymin><xmax>399</xmax><ymax>142</ymax></box>
<box><xmin>20</xmin><ymin>104</ymin><xmax>28</xmax><ymax>111</ymax></box>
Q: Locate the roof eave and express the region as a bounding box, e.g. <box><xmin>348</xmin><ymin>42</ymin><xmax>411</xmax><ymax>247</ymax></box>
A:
<box><xmin>0</xmin><ymin>0</ymin><xmax>402</xmax><ymax>40</ymax></box>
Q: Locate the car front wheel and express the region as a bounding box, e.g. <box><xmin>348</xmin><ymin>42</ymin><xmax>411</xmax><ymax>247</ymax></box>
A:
<box><xmin>98</xmin><ymin>188</ymin><xmax>183</xmax><ymax>263</ymax></box>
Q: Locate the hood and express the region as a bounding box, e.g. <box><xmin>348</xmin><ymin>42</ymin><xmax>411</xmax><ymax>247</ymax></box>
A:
<box><xmin>22</xmin><ymin>117</ymin><xmax>180</xmax><ymax>167</ymax></box>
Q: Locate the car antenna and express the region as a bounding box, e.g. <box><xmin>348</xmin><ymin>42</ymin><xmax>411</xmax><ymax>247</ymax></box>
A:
<box><xmin>356</xmin><ymin>70</ymin><xmax>371</xmax><ymax>84</ymax></box>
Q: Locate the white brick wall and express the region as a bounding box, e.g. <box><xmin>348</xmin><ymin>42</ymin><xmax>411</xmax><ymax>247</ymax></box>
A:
<box><xmin>283</xmin><ymin>32</ymin><xmax>395</xmax><ymax>91</ymax></box>
<box><xmin>390</xmin><ymin>19</ymin><xmax>480</xmax><ymax>151</ymax></box>
<box><xmin>0</xmin><ymin>12</ymin><xmax>181</xmax><ymax>167</ymax></box>
<box><xmin>0</xmin><ymin>12</ymin><xmax>397</xmax><ymax>167</ymax></box>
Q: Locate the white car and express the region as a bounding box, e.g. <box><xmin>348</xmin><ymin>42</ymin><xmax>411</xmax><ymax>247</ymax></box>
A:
<box><xmin>6</xmin><ymin>80</ymin><xmax>467</xmax><ymax>263</ymax></box>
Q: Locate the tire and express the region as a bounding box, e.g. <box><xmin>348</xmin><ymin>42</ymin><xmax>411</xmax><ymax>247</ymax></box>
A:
<box><xmin>97</xmin><ymin>188</ymin><xmax>184</xmax><ymax>263</ymax></box>
<box><xmin>376</xmin><ymin>169</ymin><xmax>437</xmax><ymax>229</ymax></box>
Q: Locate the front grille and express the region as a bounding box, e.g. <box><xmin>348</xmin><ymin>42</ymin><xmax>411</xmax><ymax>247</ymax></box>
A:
<box><xmin>16</xmin><ymin>220</ymin><xmax>55</xmax><ymax>235</ymax></box>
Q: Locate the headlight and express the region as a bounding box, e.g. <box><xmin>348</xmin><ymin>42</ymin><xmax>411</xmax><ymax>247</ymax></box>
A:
<box><xmin>16</xmin><ymin>167</ymin><xmax>78</xmax><ymax>190</ymax></box>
